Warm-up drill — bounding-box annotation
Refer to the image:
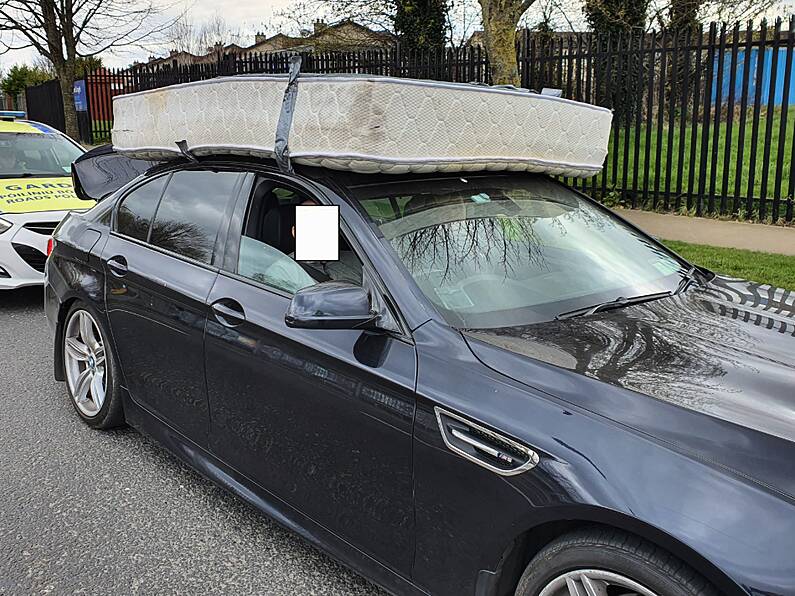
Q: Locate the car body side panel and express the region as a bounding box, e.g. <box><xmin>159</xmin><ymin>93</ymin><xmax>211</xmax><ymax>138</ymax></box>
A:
<box><xmin>119</xmin><ymin>385</ymin><xmax>429</xmax><ymax>596</ymax></box>
<box><xmin>44</xmin><ymin>214</ymin><xmax>109</xmax><ymax>379</ymax></box>
<box><xmin>204</xmin><ymin>278</ymin><xmax>417</xmax><ymax>575</ymax></box>
<box><xmin>411</xmin><ymin>320</ymin><xmax>792</xmax><ymax>596</ymax></box>
<box><xmin>102</xmin><ymin>233</ymin><xmax>216</xmax><ymax>447</ymax></box>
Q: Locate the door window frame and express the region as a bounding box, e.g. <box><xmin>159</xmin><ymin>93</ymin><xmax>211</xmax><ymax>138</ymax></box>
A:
<box><xmin>219</xmin><ymin>168</ymin><xmax>413</xmax><ymax>340</ymax></box>
<box><xmin>110</xmin><ymin>165</ymin><xmax>246</xmax><ymax>272</ymax></box>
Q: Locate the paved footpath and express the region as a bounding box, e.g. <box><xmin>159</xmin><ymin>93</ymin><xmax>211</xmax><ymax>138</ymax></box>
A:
<box><xmin>615</xmin><ymin>209</ymin><xmax>795</xmax><ymax>257</ymax></box>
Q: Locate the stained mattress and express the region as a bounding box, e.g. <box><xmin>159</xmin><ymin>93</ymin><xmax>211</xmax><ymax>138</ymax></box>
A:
<box><xmin>112</xmin><ymin>75</ymin><xmax>613</xmax><ymax>177</ymax></box>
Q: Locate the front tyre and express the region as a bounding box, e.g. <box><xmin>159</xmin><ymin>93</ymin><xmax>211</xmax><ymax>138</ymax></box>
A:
<box><xmin>63</xmin><ymin>303</ymin><xmax>124</xmax><ymax>429</ymax></box>
<box><xmin>515</xmin><ymin>528</ymin><xmax>718</xmax><ymax>596</ymax></box>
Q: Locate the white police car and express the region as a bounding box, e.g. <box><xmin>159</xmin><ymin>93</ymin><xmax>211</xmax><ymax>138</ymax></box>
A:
<box><xmin>0</xmin><ymin>112</ymin><xmax>85</xmax><ymax>289</ymax></box>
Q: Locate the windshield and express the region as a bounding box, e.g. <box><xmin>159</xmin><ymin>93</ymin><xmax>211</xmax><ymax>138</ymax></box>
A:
<box><xmin>0</xmin><ymin>132</ymin><xmax>83</xmax><ymax>178</ymax></box>
<box><xmin>351</xmin><ymin>175</ymin><xmax>690</xmax><ymax>329</ymax></box>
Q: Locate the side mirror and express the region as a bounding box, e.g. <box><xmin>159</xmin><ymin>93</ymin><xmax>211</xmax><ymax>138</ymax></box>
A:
<box><xmin>285</xmin><ymin>281</ymin><xmax>380</xmax><ymax>330</ymax></box>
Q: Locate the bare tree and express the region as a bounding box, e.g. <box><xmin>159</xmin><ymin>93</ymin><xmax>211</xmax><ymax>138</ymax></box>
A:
<box><xmin>477</xmin><ymin>0</ymin><xmax>536</xmax><ymax>85</ymax></box>
<box><xmin>166</xmin><ymin>13</ymin><xmax>244</xmax><ymax>56</ymax></box>
<box><xmin>445</xmin><ymin>0</ymin><xmax>481</xmax><ymax>48</ymax></box>
<box><xmin>0</xmin><ymin>0</ymin><xmax>175</xmax><ymax>139</ymax></box>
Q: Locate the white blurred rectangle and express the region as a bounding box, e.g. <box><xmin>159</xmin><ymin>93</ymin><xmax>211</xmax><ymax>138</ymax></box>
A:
<box><xmin>295</xmin><ymin>205</ymin><xmax>339</xmax><ymax>261</ymax></box>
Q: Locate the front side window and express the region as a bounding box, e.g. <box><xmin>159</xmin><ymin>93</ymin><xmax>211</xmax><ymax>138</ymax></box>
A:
<box><xmin>0</xmin><ymin>132</ymin><xmax>82</xmax><ymax>178</ymax></box>
<box><xmin>149</xmin><ymin>170</ymin><xmax>240</xmax><ymax>264</ymax></box>
<box><xmin>234</xmin><ymin>178</ymin><xmax>363</xmax><ymax>294</ymax></box>
<box><xmin>350</xmin><ymin>175</ymin><xmax>690</xmax><ymax>329</ymax></box>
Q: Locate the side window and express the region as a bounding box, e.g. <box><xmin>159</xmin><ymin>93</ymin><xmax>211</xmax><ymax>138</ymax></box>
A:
<box><xmin>234</xmin><ymin>178</ymin><xmax>363</xmax><ymax>294</ymax></box>
<box><xmin>116</xmin><ymin>176</ymin><xmax>167</xmax><ymax>241</ymax></box>
<box><xmin>149</xmin><ymin>170</ymin><xmax>240</xmax><ymax>265</ymax></box>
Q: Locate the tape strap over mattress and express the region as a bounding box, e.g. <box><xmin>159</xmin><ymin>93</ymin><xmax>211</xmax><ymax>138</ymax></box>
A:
<box><xmin>274</xmin><ymin>55</ymin><xmax>302</xmax><ymax>173</ymax></box>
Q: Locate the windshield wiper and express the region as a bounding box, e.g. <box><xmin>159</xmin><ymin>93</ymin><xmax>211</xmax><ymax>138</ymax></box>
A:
<box><xmin>556</xmin><ymin>265</ymin><xmax>702</xmax><ymax>321</ymax></box>
<box><xmin>674</xmin><ymin>265</ymin><xmax>698</xmax><ymax>295</ymax></box>
<box><xmin>555</xmin><ymin>291</ymin><xmax>673</xmax><ymax>320</ymax></box>
<box><xmin>0</xmin><ymin>172</ymin><xmax>55</xmax><ymax>179</ymax></box>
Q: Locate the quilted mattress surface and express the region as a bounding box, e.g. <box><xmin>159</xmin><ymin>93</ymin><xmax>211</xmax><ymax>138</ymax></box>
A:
<box><xmin>112</xmin><ymin>75</ymin><xmax>613</xmax><ymax>177</ymax></box>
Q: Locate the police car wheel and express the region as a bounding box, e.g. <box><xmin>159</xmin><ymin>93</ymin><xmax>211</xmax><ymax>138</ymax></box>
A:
<box><xmin>63</xmin><ymin>303</ymin><xmax>125</xmax><ymax>429</ymax></box>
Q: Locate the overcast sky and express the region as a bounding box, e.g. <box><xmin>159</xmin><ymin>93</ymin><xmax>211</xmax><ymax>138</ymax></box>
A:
<box><xmin>0</xmin><ymin>0</ymin><xmax>295</xmax><ymax>69</ymax></box>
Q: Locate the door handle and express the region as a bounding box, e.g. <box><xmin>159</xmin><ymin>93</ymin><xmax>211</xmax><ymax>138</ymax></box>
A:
<box><xmin>435</xmin><ymin>407</ymin><xmax>540</xmax><ymax>476</ymax></box>
<box><xmin>211</xmin><ymin>298</ymin><xmax>246</xmax><ymax>327</ymax></box>
<box><xmin>107</xmin><ymin>255</ymin><xmax>128</xmax><ymax>277</ymax></box>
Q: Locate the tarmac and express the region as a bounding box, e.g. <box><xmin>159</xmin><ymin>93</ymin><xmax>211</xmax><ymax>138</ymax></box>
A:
<box><xmin>616</xmin><ymin>209</ymin><xmax>795</xmax><ymax>257</ymax></box>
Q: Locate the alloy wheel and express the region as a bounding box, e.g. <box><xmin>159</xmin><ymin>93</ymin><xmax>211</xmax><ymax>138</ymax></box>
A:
<box><xmin>64</xmin><ymin>310</ymin><xmax>107</xmax><ymax>417</ymax></box>
<box><xmin>539</xmin><ymin>569</ymin><xmax>660</xmax><ymax>596</ymax></box>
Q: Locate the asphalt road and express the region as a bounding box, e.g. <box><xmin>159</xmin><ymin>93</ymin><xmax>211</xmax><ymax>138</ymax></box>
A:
<box><xmin>0</xmin><ymin>287</ymin><xmax>383</xmax><ymax>595</ymax></box>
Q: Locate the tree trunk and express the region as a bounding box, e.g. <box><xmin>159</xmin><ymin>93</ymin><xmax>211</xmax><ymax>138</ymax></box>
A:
<box><xmin>479</xmin><ymin>0</ymin><xmax>528</xmax><ymax>86</ymax></box>
<box><xmin>57</xmin><ymin>69</ymin><xmax>79</xmax><ymax>140</ymax></box>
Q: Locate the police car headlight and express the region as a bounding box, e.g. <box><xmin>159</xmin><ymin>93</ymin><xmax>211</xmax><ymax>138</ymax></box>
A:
<box><xmin>0</xmin><ymin>217</ymin><xmax>11</xmax><ymax>235</ymax></box>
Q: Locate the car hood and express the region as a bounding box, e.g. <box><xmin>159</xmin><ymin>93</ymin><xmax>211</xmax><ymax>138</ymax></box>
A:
<box><xmin>466</xmin><ymin>276</ymin><xmax>795</xmax><ymax>446</ymax></box>
<box><xmin>0</xmin><ymin>176</ymin><xmax>90</xmax><ymax>214</ymax></box>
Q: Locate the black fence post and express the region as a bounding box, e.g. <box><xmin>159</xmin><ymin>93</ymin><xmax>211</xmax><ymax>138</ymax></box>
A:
<box><xmin>71</xmin><ymin>21</ymin><xmax>794</xmax><ymax>223</ymax></box>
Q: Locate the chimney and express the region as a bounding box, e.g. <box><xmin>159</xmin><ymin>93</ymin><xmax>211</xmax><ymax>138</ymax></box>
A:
<box><xmin>255</xmin><ymin>31</ymin><xmax>266</xmax><ymax>44</ymax></box>
<box><xmin>313</xmin><ymin>19</ymin><xmax>327</xmax><ymax>35</ymax></box>
<box><xmin>169</xmin><ymin>49</ymin><xmax>178</xmax><ymax>57</ymax></box>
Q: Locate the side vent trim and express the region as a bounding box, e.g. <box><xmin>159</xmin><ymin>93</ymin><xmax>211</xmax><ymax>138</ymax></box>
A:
<box><xmin>434</xmin><ymin>407</ymin><xmax>540</xmax><ymax>477</ymax></box>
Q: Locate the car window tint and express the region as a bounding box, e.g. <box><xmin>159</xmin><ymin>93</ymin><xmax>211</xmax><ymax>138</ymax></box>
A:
<box><xmin>149</xmin><ymin>170</ymin><xmax>240</xmax><ymax>265</ymax></box>
<box><xmin>116</xmin><ymin>176</ymin><xmax>167</xmax><ymax>241</ymax></box>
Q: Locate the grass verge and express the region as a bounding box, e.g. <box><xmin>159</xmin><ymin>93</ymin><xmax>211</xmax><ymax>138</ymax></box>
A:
<box><xmin>663</xmin><ymin>240</ymin><xmax>795</xmax><ymax>291</ymax></box>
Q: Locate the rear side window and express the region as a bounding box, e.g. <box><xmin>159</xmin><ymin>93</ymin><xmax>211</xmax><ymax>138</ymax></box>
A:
<box><xmin>116</xmin><ymin>176</ymin><xmax>167</xmax><ymax>241</ymax></box>
<box><xmin>149</xmin><ymin>170</ymin><xmax>240</xmax><ymax>264</ymax></box>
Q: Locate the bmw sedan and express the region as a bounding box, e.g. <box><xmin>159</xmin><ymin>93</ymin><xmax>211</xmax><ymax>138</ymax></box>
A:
<box><xmin>45</xmin><ymin>155</ymin><xmax>795</xmax><ymax>596</ymax></box>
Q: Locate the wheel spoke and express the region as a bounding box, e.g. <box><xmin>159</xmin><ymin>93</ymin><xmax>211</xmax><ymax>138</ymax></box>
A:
<box><xmin>90</xmin><ymin>372</ymin><xmax>105</xmax><ymax>409</ymax></box>
<box><xmin>581</xmin><ymin>575</ymin><xmax>609</xmax><ymax>596</ymax></box>
<box><xmin>540</xmin><ymin>569</ymin><xmax>659</xmax><ymax>596</ymax></box>
<box><xmin>74</xmin><ymin>368</ymin><xmax>92</xmax><ymax>403</ymax></box>
<box><xmin>79</xmin><ymin>312</ymin><xmax>99</xmax><ymax>351</ymax></box>
<box><xmin>93</xmin><ymin>345</ymin><xmax>105</xmax><ymax>367</ymax></box>
<box><xmin>566</xmin><ymin>577</ymin><xmax>586</xmax><ymax>596</ymax></box>
<box><xmin>65</xmin><ymin>337</ymin><xmax>90</xmax><ymax>361</ymax></box>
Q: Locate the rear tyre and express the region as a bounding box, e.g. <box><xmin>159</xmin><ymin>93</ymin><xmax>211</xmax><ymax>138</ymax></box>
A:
<box><xmin>62</xmin><ymin>302</ymin><xmax>125</xmax><ymax>429</ymax></box>
<box><xmin>515</xmin><ymin>527</ymin><xmax>719</xmax><ymax>596</ymax></box>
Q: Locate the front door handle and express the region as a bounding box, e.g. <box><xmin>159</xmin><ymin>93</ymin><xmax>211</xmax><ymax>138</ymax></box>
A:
<box><xmin>107</xmin><ymin>255</ymin><xmax>128</xmax><ymax>277</ymax></box>
<box><xmin>211</xmin><ymin>298</ymin><xmax>246</xmax><ymax>327</ymax></box>
<box><xmin>435</xmin><ymin>407</ymin><xmax>540</xmax><ymax>476</ymax></box>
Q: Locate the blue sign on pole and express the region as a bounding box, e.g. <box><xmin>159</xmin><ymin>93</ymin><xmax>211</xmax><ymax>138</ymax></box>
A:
<box><xmin>73</xmin><ymin>79</ymin><xmax>87</xmax><ymax>112</ymax></box>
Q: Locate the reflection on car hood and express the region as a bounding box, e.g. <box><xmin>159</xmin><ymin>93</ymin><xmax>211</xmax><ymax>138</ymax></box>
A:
<box><xmin>467</xmin><ymin>276</ymin><xmax>795</xmax><ymax>444</ymax></box>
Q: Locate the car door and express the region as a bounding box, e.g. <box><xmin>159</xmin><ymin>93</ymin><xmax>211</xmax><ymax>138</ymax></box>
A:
<box><xmin>203</xmin><ymin>174</ymin><xmax>417</xmax><ymax>577</ymax></box>
<box><xmin>103</xmin><ymin>168</ymin><xmax>244</xmax><ymax>447</ymax></box>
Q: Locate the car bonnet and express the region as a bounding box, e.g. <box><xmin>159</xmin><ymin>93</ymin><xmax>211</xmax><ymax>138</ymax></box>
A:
<box><xmin>464</xmin><ymin>276</ymin><xmax>795</xmax><ymax>495</ymax></box>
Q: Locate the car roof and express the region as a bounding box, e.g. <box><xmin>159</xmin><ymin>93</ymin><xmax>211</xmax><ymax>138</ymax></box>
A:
<box><xmin>0</xmin><ymin>119</ymin><xmax>61</xmax><ymax>135</ymax></box>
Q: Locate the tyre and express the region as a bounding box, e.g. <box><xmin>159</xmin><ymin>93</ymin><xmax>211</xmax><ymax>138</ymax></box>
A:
<box><xmin>515</xmin><ymin>527</ymin><xmax>719</xmax><ymax>596</ymax></box>
<box><xmin>62</xmin><ymin>302</ymin><xmax>125</xmax><ymax>429</ymax></box>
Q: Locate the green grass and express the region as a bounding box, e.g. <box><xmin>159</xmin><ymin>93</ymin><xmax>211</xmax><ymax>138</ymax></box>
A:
<box><xmin>91</xmin><ymin>119</ymin><xmax>112</xmax><ymax>143</ymax></box>
<box><xmin>663</xmin><ymin>240</ymin><xmax>795</xmax><ymax>290</ymax></box>
<box><xmin>597</xmin><ymin>107</ymin><xmax>794</xmax><ymax>215</ymax></box>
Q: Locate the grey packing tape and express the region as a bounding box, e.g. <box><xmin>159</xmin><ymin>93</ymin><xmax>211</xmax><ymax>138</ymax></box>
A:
<box><xmin>274</xmin><ymin>55</ymin><xmax>303</xmax><ymax>173</ymax></box>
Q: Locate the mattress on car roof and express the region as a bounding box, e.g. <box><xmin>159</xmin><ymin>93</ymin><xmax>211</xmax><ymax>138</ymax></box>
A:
<box><xmin>111</xmin><ymin>74</ymin><xmax>613</xmax><ymax>177</ymax></box>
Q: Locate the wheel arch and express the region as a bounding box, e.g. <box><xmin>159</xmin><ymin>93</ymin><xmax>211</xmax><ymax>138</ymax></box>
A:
<box><xmin>486</xmin><ymin>508</ymin><xmax>745</xmax><ymax>596</ymax></box>
<box><xmin>53</xmin><ymin>295</ymin><xmax>80</xmax><ymax>381</ymax></box>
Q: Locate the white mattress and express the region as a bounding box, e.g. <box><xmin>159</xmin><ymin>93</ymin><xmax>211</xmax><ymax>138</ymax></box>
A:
<box><xmin>112</xmin><ymin>75</ymin><xmax>613</xmax><ymax>177</ymax></box>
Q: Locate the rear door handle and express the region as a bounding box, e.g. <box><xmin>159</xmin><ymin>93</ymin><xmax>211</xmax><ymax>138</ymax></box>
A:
<box><xmin>107</xmin><ymin>255</ymin><xmax>128</xmax><ymax>277</ymax></box>
<box><xmin>211</xmin><ymin>298</ymin><xmax>246</xmax><ymax>327</ymax></box>
<box><xmin>435</xmin><ymin>407</ymin><xmax>539</xmax><ymax>476</ymax></box>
